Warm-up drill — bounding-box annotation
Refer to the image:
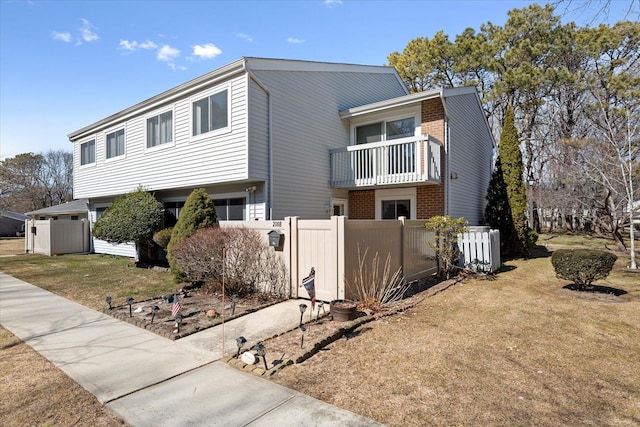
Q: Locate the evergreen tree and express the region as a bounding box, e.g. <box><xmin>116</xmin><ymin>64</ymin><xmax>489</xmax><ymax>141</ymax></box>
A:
<box><xmin>499</xmin><ymin>106</ymin><xmax>530</xmax><ymax>257</ymax></box>
<box><xmin>484</xmin><ymin>156</ymin><xmax>515</xmax><ymax>256</ymax></box>
<box><xmin>167</xmin><ymin>188</ymin><xmax>218</xmax><ymax>279</ymax></box>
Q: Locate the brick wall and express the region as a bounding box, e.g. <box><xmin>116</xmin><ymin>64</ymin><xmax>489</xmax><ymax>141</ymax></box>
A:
<box><xmin>418</xmin><ymin>98</ymin><xmax>445</xmax><ymax>219</ymax></box>
<box><xmin>348</xmin><ymin>190</ymin><xmax>375</xmax><ymax>219</ymax></box>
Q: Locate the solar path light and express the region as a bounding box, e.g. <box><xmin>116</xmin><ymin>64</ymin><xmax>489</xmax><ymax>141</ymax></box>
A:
<box><xmin>151</xmin><ymin>305</ymin><xmax>159</xmax><ymax>324</ymax></box>
<box><xmin>175</xmin><ymin>314</ymin><xmax>183</xmax><ymax>333</ymax></box>
<box><xmin>126</xmin><ymin>297</ymin><xmax>134</xmax><ymax>317</ymax></box>
<box><xmin>316</xmin><ymin>302</ymin><xmax>326</xmax><ymax>320</ymax></box>
<box><xmin>236</xmin><ymin>336</ymin><xmax>247</xmax><ymax>358</ymax></box>
<box><xmin>231</xmin><ymin>294</ymin><xmax>238</xmax><ymax>316</ymax></box>
<box><xmin>105</xmin><ymin>296</ymin><xmax>112</xmax><ymax>310</ymax></box>
<box><xmin>253</xmin><ymin>343</ymin><xmax>268</xmax><ymax>371</ymax></box>
<box><xmin>298</xmin><ymin>303</ymin><xmax>307</xmax><ymax>327</ymax></box>
<box><xmin>300</xmin><ymin>325</ymin><xmax>306</xmax><ymax>349</ymax></box>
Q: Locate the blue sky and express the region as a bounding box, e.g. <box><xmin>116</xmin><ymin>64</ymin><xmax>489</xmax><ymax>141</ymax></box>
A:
<box><xmin>0</xmin><ymin>0</ymin><xmax>635</xmax><ymax>160</ymax></box>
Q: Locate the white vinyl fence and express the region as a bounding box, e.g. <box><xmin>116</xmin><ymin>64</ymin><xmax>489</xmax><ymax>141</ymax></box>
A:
<box><xmin>458</xmin><ymin>226</ymin><xmax>501</xmax><ymax>273</ymax></box>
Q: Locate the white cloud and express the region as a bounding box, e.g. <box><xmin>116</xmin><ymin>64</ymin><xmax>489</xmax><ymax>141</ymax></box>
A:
<box><xmin>79</xmin><ymin>18</ymin><xmax>99</xmax><ymax>43</ymax></box>
<box><xmin>236</xmin><ymin>33</ymin><xmax>253</xmax><ymax>42</ymax></box>
<box><xmin>51</xmin><ymin>31</ymin><xmax>71</xmax><ymax>43</ymax></box>
<box><xmin>157</xmin><ymin>44</ymin><xmax>180</xmax><ymax>62</ymax></box>
<box><xmin>287</xmin><ymin>37</ymin><xmax>305</xmax><ymax>44</ymax></box>
<box><xmin>119</xmin><ymin>39</ymin><xmax>158</xmax><ymax>52</ymax></box>
<box><xmin>168</xmin><ymin>63</ymin><xmax>187</xmax><ymax>71</ymax></box>
<box><xmin>191</xmin><ymin>43</ymin><xmax>222</xmax><ymax>60</ymax></box>
<box><xmin>324</xmin><ymin>0</ymin><xmax>343</xmax><ymax>6</ymax></box>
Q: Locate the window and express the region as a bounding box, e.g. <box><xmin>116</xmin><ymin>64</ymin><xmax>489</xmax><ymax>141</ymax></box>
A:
<box><xmin>163</xmin><ymin>201</ymin><xmax>184</xmax><ymax>227</ymax></box>
<box><xmin>147</xmin><ymin>111</ymin><xmax>173</xmax><ymax>148</ymax></box>
<box><xmin>193</xmin><ymin>90</ymin><xmax>229</xmax><ymax>136</ymax></box>
<box><xmin>80</xmin><ymin>140</ymin><xmax>95</xmax><ymax>165</ymax></box>
<box><xmin>214</xmin><ymin>198</ymin><xmax>245</xmax><ymax>220</ymax></box>
<box><xmin>355</xmin><ymin>117</ymin><xmax>415</xmax><ymax>144</ymax></box>
<box><xmin>356</xmin><ymin>122</ymin><xmax>383</xmax><ymax>145</ymax></box>
<box><xmin>71</xmin><ymin>215</ymin><xmax>79</xmax><ymax>221</ymax></box>
<box><xmin>95</xmin><ymin>207</ymin><xmax>107</xmax><ymax>221</ymax></box>
<box><xmin>381</xmin><ymin>200</ymin><xmax>411</xmax><ymax>219</ymax></box>
<box><xmin>106</xmin><ymin>129</ymin><xmax>125</xmax><ymax>159</ymax></box>
<box><xmin>386</xmin><ymin>117</ymin><xmax>415</xmax><ymax>140</ymax></box>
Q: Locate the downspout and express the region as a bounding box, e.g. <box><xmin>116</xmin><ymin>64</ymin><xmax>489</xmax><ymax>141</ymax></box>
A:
<box><xmin>245</xmin><ymin>64</ymin><xmax>273</xmax><ymax>220</ymax></box>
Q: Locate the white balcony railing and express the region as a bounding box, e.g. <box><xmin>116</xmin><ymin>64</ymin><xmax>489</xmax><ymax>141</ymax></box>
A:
<box><xmin>330</xmin><ymin>135</ymin><xmax>441</xmax><ymax>188</ymax></box>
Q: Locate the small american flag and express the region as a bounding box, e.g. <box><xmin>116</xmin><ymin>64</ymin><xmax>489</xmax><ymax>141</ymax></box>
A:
<box><xmin>172</xmin><ymin>294</ymin><xmax>182</xmax><ymax>318</ymax></box>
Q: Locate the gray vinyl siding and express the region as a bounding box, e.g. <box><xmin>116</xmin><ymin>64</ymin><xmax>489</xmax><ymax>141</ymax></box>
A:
<box><xmin>74</xmin><ymin>74</ymin><xmax>249</xmax><ymax>199</ymax></box>
<box><xmin>445</xmin><ymin>93</ymin><xmax>494</xmax><ymax>225</ymax></box>
<box><xmin>247</xmin><ymin>77</ymin><xmax>269</xmax><ymax>182</ymax></box>
<box><xmin>251</xmin><ymin>70</ymin><xmax>407</xmax><ymax>219</ymax></box>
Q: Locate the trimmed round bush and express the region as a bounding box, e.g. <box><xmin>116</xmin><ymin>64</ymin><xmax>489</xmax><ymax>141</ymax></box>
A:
<box><xmin>153</xmin><ymin>227</ymin><xmax>173</xmax><ymax>249</ymax></box>
<box><xmin>551</xmin><ymin>249</ymin><xmax>617</xmax><ymax>286</ymax></box>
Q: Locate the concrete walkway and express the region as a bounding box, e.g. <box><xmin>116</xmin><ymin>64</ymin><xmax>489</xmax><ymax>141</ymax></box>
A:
<box><xmin>0</xmin><ymin>273</ymin><xmax>382</xmax><ymax>426</ymax></box>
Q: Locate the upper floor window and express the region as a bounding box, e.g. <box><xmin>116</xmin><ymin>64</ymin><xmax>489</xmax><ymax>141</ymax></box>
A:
<box><xmin>355</xmin><ymin>117</ymin><xmax>416</xmax><ymax>145</ymax></box>
<box><xmin>147</xmin><ymin>111</ymin><xmax>173</xmax><ymax>148</ymax></box>
<box><xmin>106</xmin><ymin>129</ymin><xmax>125</xmax><ymax>159</ymax></box>
<box><xmin>192</xmin><ymin>89</ymin><xmax>229</xmax><ymax>136</ymax></box>
<box><xmin>80</xmin><ymin>140</ymin><xmax>95</xmax><ymax>165</ymax></box>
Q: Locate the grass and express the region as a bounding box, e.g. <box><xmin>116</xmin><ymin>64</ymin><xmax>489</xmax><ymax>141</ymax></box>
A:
<box><xmin>1</xmin><ymin>235</ymin><xmax>640</xmax><ymax>426</ymax></box>
<box><xmin>0</xmin><ymin>327</ymin><xmax>127</xmax><ymax>427</ymax></box>
<box><xmin>271</xmin><ymin>241</ymin><xmax>640</xmax><ymax>426</ymax></box>
<box><xmin>0</xmin><ymin>240</ymin><xmax>177</xmax><ymax>311</ymax></box>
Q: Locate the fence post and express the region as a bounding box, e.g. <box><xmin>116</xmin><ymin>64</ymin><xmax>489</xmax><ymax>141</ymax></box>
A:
<box><xmin>336</xmin><ymin>215</ymin><xmax>346</xmax><ymax>300</ymax></box>
<box><xmin>287</xmin><ymin>216</ymin><xmax>299</xmax><ymax>298</ymax></box>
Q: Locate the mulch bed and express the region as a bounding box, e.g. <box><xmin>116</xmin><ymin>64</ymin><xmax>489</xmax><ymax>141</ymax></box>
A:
<box><xmin>226</xmin><ymin>274</ymin><xmax>462</xmax><ymax>377</ymax></box>
<box><xmin>102</xmin><ymin>286</ymin><xmax>284</xmax><ymax>340</ymax></box>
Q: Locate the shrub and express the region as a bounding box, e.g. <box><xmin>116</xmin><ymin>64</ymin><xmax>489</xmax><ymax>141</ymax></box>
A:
<box><xmin>551</xmin><ymin>249</ymin><xmax>617</xmax><ymax>287</ymax></box>
<box><xmin>153</xmin><ymin>227</ymin><xmax>173</xmax><ymax>249</ymax></box>
<box><xmin>346</xmin><ymin>244</ymin><xmax>410</xmax><ymax>312</ymax></box>
<box><xmin>425</xmin><ymin>215</ymin><xmax>468</xmax><ymax>279</ymax></box>
<box><xmin>171</xmin><ymin>226</ymin><xmax>288</xmax><ymax>297</ymax></box>
<box><xmin>167</xmin><ymin>188</ymin><xmax>217</xmax><ymax>279</ymax></box>
<box><xmin>91</xmin><ymin>187</ymin><xmax>162</xmax><ymax>262</ymax></box>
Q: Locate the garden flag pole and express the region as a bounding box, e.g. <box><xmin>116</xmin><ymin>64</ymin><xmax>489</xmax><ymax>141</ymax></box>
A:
<box><xmin>172</xmin><ymin>294</ymin><xmax>182</xmax><ymax>318</ymax></box>
<box><xmin>302</xmin><ymin>267</ymin><xmax>316</xmax><ymax>320</ymax></box>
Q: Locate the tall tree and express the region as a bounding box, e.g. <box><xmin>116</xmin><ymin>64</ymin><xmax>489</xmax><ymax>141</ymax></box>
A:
<box><xmin>0</xmin><ymin>150</ymin><xmax>73</xmax><ymax>213</ymax></box>
<box><xmin>499</xmin><ymin>106</ymin><xmax>530</xmax><ymax>257</ymax></box>
<box><xmin>484</xmin><ymin>157</ymin><xmax>515</xmax><ymax>255</ymax></box>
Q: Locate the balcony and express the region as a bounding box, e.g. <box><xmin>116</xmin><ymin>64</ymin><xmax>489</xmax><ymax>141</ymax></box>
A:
<box><xmin>330</xmin><ymin>135</ymin><xmax>441</xmax><ymax>188</ymax></box>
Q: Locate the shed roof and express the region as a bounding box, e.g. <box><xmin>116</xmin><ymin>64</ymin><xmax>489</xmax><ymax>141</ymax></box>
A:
<box><xmin>0</xmin><ymin>210</ymin><xmax>29</xmax><ymax>221</ymax></box>
<box><xmin>26</xmin><ymin>199</ymin><xmax>89</xmax><ymax>216</ymax></box>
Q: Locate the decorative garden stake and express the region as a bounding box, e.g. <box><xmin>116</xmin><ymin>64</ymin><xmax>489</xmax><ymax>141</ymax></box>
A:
<box><xmin>105</xmin><ymin>296</ymin><xmax>112</xmax><ymax>310</ymax></box>
<box><xmin>175</xmin><ymin>314</ymin><xmax>183</xmax><ymax>334</ymax></box>
<box><xmin>126</xmin><ymin>297</ymin><xmax>134</xmax><ymax>317</ymax></box>
<box><xmin>253</xmin><ymin>343</ymin><xmax>268</xmax><ymax>371</ymax></box>
<box><xmin>300</xmin><ymin>325</ymin><xmax>306</xmax><ymax>349</ymax></box>
<box><xmin>231</xmin><ymin>294</ymin><xmax>238</xmax><ymax>316</ymax></box>
<box><xmin>236</xmin><ymin>336</ymin><xmax>247</xmax><ymax>358</ymax></box>
<box><xmin>151</xmin><ymin>305</ymin><xmax>159</xmax><ymax>324</ymax></box>
<box><xmin>299</xmin><ymin>303</ymin><xmax>307</xmax><ymax>327</ymax></box>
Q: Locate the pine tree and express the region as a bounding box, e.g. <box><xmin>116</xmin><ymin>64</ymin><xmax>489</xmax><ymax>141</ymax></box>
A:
<box><xmin>167</xmin><ymin>188</ymin><xmax>218</xmax><ymax>279</ymax></box>
<box><xmin>498</xmin><ymin>106</ymin><xmax>530</xmax><ymax>257</ymax></box>
<box><xmin>484</xmin><ymin>156</ymin><xmax>516</xmax><ymax>256</ymax></box>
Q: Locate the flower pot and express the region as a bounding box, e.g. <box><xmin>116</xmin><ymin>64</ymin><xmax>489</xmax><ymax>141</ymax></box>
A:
<box><xmin>330</xmin><ymin>299</ymin><xmax>357</xmax><ymax>322</ymax></box>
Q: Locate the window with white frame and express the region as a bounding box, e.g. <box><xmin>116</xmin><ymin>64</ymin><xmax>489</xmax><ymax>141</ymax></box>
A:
<box><xmin>355</xmin><ymin>117</ymin><xmax>415</xmax><ymax>144</ymax></box>
<box><xmin>192</xmin><ymin>89</ymin><xmax>229</xmax><ymax>137</ymax></box>
<box><xmin>106</xmin><ymin>129</ymin><xmax>125</xmax><ymax>159</ymax></box>
<box><xmin>375</xmin><ymin>188</ymin><xmax>416</xmax><ymax>220</ymax></box>
<box><xmin>80</xmin><ymin>140</ymin><xmax>95</xmax><ymax>165</ymax></box>
<box><xmin>213</xmin><ymin>197</ymin><xmax>245</xmax><ymax>220</ymax></box>
<box><xmin>147</xmin><ymin>111</ymin><xmax>173</xmax><ymax>148</ymax></box>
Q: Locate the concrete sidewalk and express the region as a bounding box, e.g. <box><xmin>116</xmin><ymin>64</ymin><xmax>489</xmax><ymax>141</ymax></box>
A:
<box><xmin>0</xmin><ymin>273</ymin><xmax>382</xmax><ymax>426</ymax></box>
